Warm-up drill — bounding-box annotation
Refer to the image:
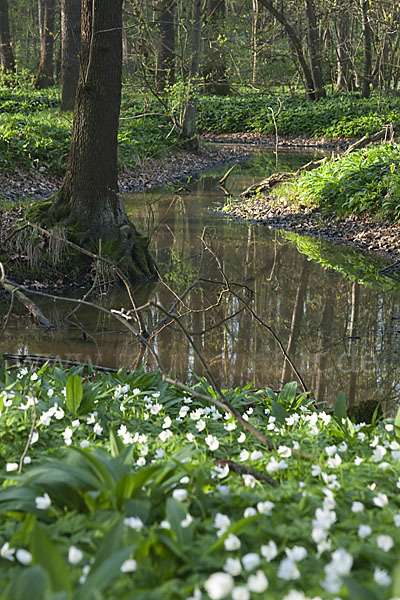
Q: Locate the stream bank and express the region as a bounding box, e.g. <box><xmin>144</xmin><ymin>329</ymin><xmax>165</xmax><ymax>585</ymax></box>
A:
<box><xmin>220</xmin><ymin>196</ymin><xmax>400</xmax><ymax>263</ymax></box>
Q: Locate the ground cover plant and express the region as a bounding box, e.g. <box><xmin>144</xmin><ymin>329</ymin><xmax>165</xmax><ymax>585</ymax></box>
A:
<box><xmin>293</xmin><ymin>144</ymin><xmax>400</xmax><ymax>221</ymax></box>
<box><xmin>196</xmin><ymin>92</ymin><xmax>400</xmax><ymax>138</ymax></box>
<box><xmin>0</xmin><ymin>85</ymin><xmax>180</xmax><ymax>174</ymax></box>
<box><xmin>2</xmin><ymin>85</ymin><xmax>400</xmax><ymax>177</ymax></box>
<box><xmin>1</xmin><ymin>362</ymin><xmax>400</xmax><ymax>599</ymax></box>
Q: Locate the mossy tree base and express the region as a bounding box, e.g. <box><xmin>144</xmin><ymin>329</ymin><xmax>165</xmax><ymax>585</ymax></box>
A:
<box><xmin>28</xmin><ymin>197</ymin><xmax>157</xmax><ymax>285</ymax></box>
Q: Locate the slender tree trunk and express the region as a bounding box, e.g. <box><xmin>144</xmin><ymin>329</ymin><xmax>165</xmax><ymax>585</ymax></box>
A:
<box><xmin>251</xmin><ymin>0</ymin><xmax>258</xmax><ymax>86</ymax></box>
<box><xmin>0</xmin><ymin>0</ymin><xmax>15</xmax><ymax>74</ymax></box>
<box><xmin>61</xmin><ymin>0</ymin><xmax>81</xmax><ymax>111</ymax></box>
<box><xmin>203</xmin><ymin>0</ymin><xmax>229</xmax><ymax>95</ymax></box>
<box><xmin>34</xmin><ymin>0</ymin><xmax>56</xmax><ymax>88</ymax></box>
<box><xmin>49</xmin><ymin>0</ymin><xmax>155</xmax><ymax>281</ymax></box>
<box><xmin>155</xmin><ymin>0</ymin><xmax>175</xmax><ymax>91</ymax></box>
<box><xmin>334</xmin><ymin>1</ymin><xmax>356</xmax><ymax>91</ymax></box>
<box><xmin>181</xmin><ymin>0</ymin><xmax>202</xmax><ymax>148</ymax></box>
<box><xmin>360</xmin><ymin>0</ymin><xmax>373</xmax><ymax>98</ymax></box>
<box><xmin>258</xmin><ymin>0</ymin><xmax>316</xmax><ymax>100</ymax></box>
<box><xmin>304</xmin><ymin>0</ymin><xmax>325</xmax><ymax>99</ymax></box>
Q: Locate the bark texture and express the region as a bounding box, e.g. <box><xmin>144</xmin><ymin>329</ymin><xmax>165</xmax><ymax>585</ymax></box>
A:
<box><xmin>49</xmin><ymin>0</ymin><xmax>155</xmax><ymax>282</ymax></box>
<box><xmin>34</xmin><ymin>0</ymin><xmax>55</xmax><ymax>89</ymax></box>
<box><xmin>181</xmin><ymin>0</ymin><xmax>202</xmax><ymax>148</ymax></box>
<box><xmin>0</xmin><ymin>0</ymin><xmax>15</xmax><ymax>74</ymax></box>
<box><xmin>155</xmin><ymin>0</ymin><xmax>175</xmax><ymax>91</ymax></box>
<box><xmin>61</xmin><ymin>0</ymin><xmax>81</xmax><ymax>111</ymax></box>
<box><xmin>360</xmin><ymin>0</ymin><xmax>373</xmax><ymax>98</ymax></box>
<box><xmin>203</xmin><ymin>0</ymin><xmax>229</xmax><ymax>95</ymax></box>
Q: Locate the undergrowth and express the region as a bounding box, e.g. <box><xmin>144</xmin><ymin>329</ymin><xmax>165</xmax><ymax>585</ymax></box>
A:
<box><xmin>294</xmin><ymin>144</ymin><xmax>400</xmax><ymax>221</ymax></box>
<box><xmin>2</xmin><ymin>84</ymin><xmax>400</xmax><ymax>175</ymax></box>
<box><xmin>1</xmin><ymin>363</ymin><xmax>400</xmax><ymax>599</ymax></box>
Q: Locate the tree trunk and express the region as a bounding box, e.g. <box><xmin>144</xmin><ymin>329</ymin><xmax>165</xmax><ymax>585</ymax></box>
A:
<box><xmin>334</xmin><ymin>2</ymin><xmax>356</xmax><ymax>91</ymax></box>
<box><xmin>61</xmin><ymin>0</ymin><xmax>81</xmax><ymax>111</ymax></box>
<box><xmin>360</xmin><ymin>0</ymin><xmax>373</xmax><ymax>98</ymax></box>
<box><xmin>303</xmin><ymin>0</ymin><xmax>325</xmax><ymax>99</ymax></box>
<box><xmin>47</xmin><ymin>0</ymin><xmax>155</xmax><ymax>282</ymax></box>
<box><xmin>203</xmin><ymin>0</ymin><xmax>229</xmax><ymax>95</ymax></box>
<box><xmin>0</xmin><ymin>0</ymin><xmax>15</xmax><ymax>74</ymax></box>
<box><xmin>181</xmin><ymin>0</ymin><xmax>202</xmax><ymax>148</ymax></box>
<box><xmin>251</xmin><ymin>0</ymin><xmax>258</xmax><ymax>86</ymax></box>
<box><xmin>34</xmin><ymin>0</ymin><xmax>55</xmax><ymax>89</ymax></box>
<box><xmin>258</xmin><ymin>0</ymin><xmax>316</xmax><ymax>100</ymax></box>
<box><xmin>155</xmin><ymin>0</ymin><xmax>175</xmax><ymax>91</ymax></box>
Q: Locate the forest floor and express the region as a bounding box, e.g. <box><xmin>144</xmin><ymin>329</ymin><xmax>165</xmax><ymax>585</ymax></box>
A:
<box><xmin>0</xmin><ymin>144</ymin><xmax>247</xmax><ymax>202</ymax></box>
<box><xmin>207</xmin><ymin>134</ymin><xmax>400</xmax><ymax>265</ymax></box>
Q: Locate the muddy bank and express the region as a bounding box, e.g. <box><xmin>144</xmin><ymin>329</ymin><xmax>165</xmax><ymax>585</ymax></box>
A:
<box><xmin>202</xmin><ymin>132</ymin><xmax>351</xmax><ymax>151</ymax></box>
<box><xmin>221</xmin><ymin>196</ymin><xmax>400</xmax><ymax>264</ymax></box>
<box><xmin>0</xmin><ymin>145</ymin><xmax>247</xmax><ymax>203</ymax></box>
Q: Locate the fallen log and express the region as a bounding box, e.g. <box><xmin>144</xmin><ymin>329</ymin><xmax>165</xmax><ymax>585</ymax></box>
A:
<box><xmin>240</xmin><ymin>158</ymin><xmax>326</xmax><ymax>198</ymax></box>
<box><xmin>1</xmin><ymin>280</ymin><xmax>55</xmax><ymax>329</ymax></box>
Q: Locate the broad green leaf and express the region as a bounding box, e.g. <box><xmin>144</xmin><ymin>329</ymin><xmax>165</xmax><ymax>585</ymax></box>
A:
<box><xmin>391</xmin><ymin>561</ymin><xmax>400</xmax><ymax>596</ymax></box>
<box><xmin>265</xmin><ymin>387</ymin><xmax>277</xmax><ymax>401</ymax></box>
<box><xmin>65</xmin><ymin>375</ymin><xmax>83</xmax><ymax>416</ymax></box>
<box><xmin>89</xmin><ymin>518</ymin><xmax>125</xmax><ymax>575</ymax></box>
<box><xmin>74</xmin><ymin>546</ymin><xmax>134</xmax><ymax>600</ymax></box>
<box><xmin>165</xmin><ymin>498</ymin><xmax>192</xmax><ymax>547</ymax></box>
<box><xmin>343</xmin><ymin>577</ymin><xmax>380</xmax><ymax>600</ymax></box>
<box><xmin>394</xmin><ymin>405</ymin><xmax>400</xmax><ymax>438</ymax></box>
<box><xmin>8</xmin><ymin>566</ymin><xmax>48</xmax><ymax>600</ymax></box>
<box><xmin>279</xmin><ymin>381</ymin><xmax>298</xmax><ymax>405</ymax></box>
<box><xmin>0</xmin><ymin>486</ymin><xmax>38</xmax><ymax>513</ymax></box>
<box><xmin>333</xmin><ymin>392</ymin><xmax>347</xmax><ymax>421</ymax></box>
<box><xmin>31</xmin><ymin>524</ymin><xmax>71</xmax><ymax>596</ymax></box>
<box><xmin>10</xmin><ymin>513</ymin><xmax>36</xmax><ymax>547</ymax></box>
<box><xmin>109</xmin><ymin>427</ymin><xmax>124</xmax><ymax>458</ymax></box>
<box><xmin>271</xmin><ymin>400</ymin><xmax>287</xmax><ymax>424</ymax></box>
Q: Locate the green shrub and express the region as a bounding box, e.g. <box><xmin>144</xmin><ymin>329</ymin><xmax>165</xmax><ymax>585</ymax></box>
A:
<box><xmin>295</xmin><ymin>143</ymin><xmax>400</xmax><ymax>221</ymax></box>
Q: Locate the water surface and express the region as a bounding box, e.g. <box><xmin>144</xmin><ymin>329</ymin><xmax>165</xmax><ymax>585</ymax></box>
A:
<box><xmin>2</xmin><ymin>150</ymin><xmax>400</xmax><ymax>410</ymax></box>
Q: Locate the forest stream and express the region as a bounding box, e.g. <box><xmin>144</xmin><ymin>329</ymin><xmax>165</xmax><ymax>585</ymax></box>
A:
<box><xmin>2</xmin><ymin>149</ymin><xmax>400</xmax><ymax>411</ymax></box>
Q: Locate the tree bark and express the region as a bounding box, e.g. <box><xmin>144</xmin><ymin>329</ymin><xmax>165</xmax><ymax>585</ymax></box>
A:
<box><xmin>360</xmin><ymin>0</ymin><xmax>373</xmax><ymax>98</ymax></box>
<box><xmin>203</xmin><ymin>0</ymin><xmax>229</xmax><ymax>95</ymax></box>
<box><xmin>48</xmin><ymin>0</ymin><xmax>155</xmax><ymax>282</ymax></box>
<box><xmin>303</xmin><ymin>0</ymin><xmax>325</xmax><ymax>99</ymax></box>
<box><xmin>0</xmin><ymin>0</ymin><xmax>15</xmax><ymax>74</ymax></box>
<box><xmin>258</xmin><ymin>0</ymin><xmax>316</xmax><ymax>100</ymax></box>
<box><xmin>181</xmin><ymin>0</ymin><xmax>202</xmax><ymax>148</ymax></box>
<box><xmin>61</xmin><ymin>0</ymin><xmax>81</xmax><ymax>111</ymax></box>
<box><xmin>34</xmin><ymin>0</ymin><xmax>56</xmax><ymax>89</ymax></box>
<box><xmin>155</xmin><ymin>0</ymin><xmax>175</xmax><ymax>91</ymax></box>
<box><xmin>334</xmin><ymin>1</ymin><xmax>356</xmax><ymax>91</ymax></box>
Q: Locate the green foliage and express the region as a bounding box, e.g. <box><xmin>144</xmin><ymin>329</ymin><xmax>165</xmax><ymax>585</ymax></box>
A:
<box><xmin>1</xmin><ymin>364</ymin><xmax>400</xmax><ymax>599</ymax></box>
<box><xmin>0</xmin><ymin>85</ymin><xmax>182</xmax><ymax>174</ymax></box>
<box><xmin>295</xmin><ymin>143</ymin><xmax>400</xmax><ymax>221</ymax></box>
<box><xmin>196</xmin><ymin>92</ymin><xmax>400</xmax><ymax>138</ymax></box>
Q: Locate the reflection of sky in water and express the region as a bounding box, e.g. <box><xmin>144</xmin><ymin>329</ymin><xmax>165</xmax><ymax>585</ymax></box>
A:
<box><xmin>1</xmin><ymin>150</ymin><xmax>400</xmax><ymax>411</ymax></box>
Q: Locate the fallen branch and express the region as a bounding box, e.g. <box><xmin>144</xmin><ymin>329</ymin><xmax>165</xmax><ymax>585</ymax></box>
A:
<box><xmin>214</xmin><ymin>458</ymin><xmax>278</xmax><ymax>486</ymax></box>
<box><xmin>218</xmin><ymin>164</ymin><xmax>237</xmax><ymax>186</ymax></box>
<box><xmin>343</xmin><ymin>126</ymin><xmax>394</xmax><ymax>156</ymax></box>
<box><xmin>0</xmin><ymin>263</ymin><xmax>54</xmax><ymax>329</ymax></box>
<box><xmin>240</xmin><ymin>159</ymin><xmax>326</xmax><ymax>198</ymax></box>
<box><xmin>240</xmin><ymin>125</ymin><xmax>394</xmax><ymax>198</ymax></box>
